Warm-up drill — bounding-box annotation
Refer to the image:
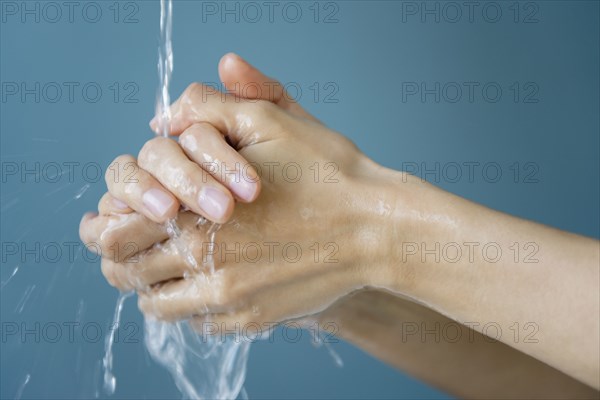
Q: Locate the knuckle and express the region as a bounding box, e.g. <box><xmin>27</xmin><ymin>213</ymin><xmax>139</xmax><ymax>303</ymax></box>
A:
<box><xmin>98</xmin><ymin>229</ymin><xmax>125</xmax><ymax>261</ymax></box>
<box><xmin>138</xmin><ymin>137</ymin><xmax>165</xmax><ymax>166</ymax></box>
<box><xmin>179</xmin><ymin>163</ymin><xmax>203</xmax><ymax>185</ymax></box>
<box><xmin>105</xmin><ymin>154</ymin><xmax>135</xmax><ymax>186</ymax></box>
<box><xmin>178</xmin><ymin>127</ymin><xmax>194</xmax><ymax>147</ymax></box>
<box><xmin>97</xmin><ymin>192</ymin><xmax>112</xmax><ymax>212</ymax></box>
<box><xmin>182</xmin><ymin>122</ymin><xmax>217</xmax><ymax>145</ymax></box>
<box><xmin>83</xmin><ymin>240</ymin><xmax>101</xmax><ymax>256</ymax></box>
<box><xmin>137</xmin><ymin>296</ymin><xmax>150</xmax><ymax>316</ymax></box>
<box><xmin>184</xmin><ymin>82</ymin><xmax>202</xmax><ymax>100</ymax></box>
<box><xmin>78</xmin><ymin>216</ymin><xmax>94</xmax><ymax>244</ymax></box>
<box><xmin>101</xmin><ymin>261</ymin><xmax>120</xmax><ymax>289</ymax></box>
<box><xmin>213</xmin><ymin>272</ymin><xmax>242</xmax><ymax>306</ymax></box>
<box><xmin>195</xmin><ymin>121</ymin><xmax>219</xmax><ymax>136</ymax></box>
<box><xmin>113</xmin><ymin>264</ymin><xmax>136</xmax><ymax>291</ymax></box>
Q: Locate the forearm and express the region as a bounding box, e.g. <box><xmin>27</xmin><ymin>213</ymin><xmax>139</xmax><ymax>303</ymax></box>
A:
<box><xmin>358</xmin><ymin>166</ymin><xmax>600</xmax><ymax>388</ymax></box>
<box><xmin>318</xmin><ymin>289</ymin><xmax>599</xmax><ymax>399</ymax></box>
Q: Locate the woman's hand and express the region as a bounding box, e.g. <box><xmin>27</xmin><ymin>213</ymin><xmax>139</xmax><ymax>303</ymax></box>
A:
<box><xmin>79</xmin><ymin>54</ymin><xmax>398</xmax><ymax>326</ymax></box>
<box><xmin>80</xmin><ymin>54</ymin><xmax>600</xmax><ymax>388</ymax></box>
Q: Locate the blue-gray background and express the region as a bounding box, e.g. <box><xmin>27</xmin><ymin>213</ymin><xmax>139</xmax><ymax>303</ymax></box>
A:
<box><xmin>1</xmin><ymin>0</ymin><xmax>598</xmax><ymax>398</ymax></box>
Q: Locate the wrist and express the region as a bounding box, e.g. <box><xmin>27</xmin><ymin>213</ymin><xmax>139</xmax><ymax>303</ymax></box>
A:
<box><xmin>346</xmin><ymin>159</ymin><xmax>452</xmax><ymax>294</ymax></box>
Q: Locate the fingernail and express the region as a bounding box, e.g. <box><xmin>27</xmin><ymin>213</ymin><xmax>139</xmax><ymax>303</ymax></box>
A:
<box><xmin>143</xmin><ymin>188</ymin><xmax>175</xmax><ymax>219</ymax></box>
<box><xmin>231</xmin><ymin>176</ymin><xmax>258</xmax><ymax>202</ymax></box>
<box><xmin>198</xmin><ymin>187</ymin><xmax>230</xmax><ymax>221</ymax></box>
<box><xmin>112</xmin><ymin>198</ymin><xmax>129</xmax><ymax>210</ymax></box>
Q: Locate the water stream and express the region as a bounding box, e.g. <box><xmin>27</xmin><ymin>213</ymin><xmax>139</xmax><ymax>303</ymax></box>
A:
<box><xmin>101</xmin><ymin>1</ymin><xmax>251</xmax><ymax>398</ymax></box>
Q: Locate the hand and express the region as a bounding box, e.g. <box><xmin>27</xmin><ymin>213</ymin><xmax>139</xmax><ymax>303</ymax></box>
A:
<box><xmin>80</xmin><ymin>55</ymin><xmax>600</xmax><ymax>389</ymax></box>
<box><xmin>79</xmin><ymin>54</ymin><xmax>399</xmax><ymax>326</ymax></box>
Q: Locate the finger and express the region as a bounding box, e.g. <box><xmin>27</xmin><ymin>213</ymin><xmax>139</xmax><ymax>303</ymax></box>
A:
<box><xmin>218</xmin><ymin>52</ymin><xmax>318</xmax><ymax>121</ymax></box>
<box><xmin>137</xmin><ymin>261</ymin><xmax>280</xmax><ymax>321</ymax></box>
<box><xmin>100</xmin><ymin>243</ymin><xmax>193</xmax><ymax>291</ymax></box>
<box><xmin>102</xmin><ymin>209</ymin><xmax>231</xmax><ymax>291</ymax></box>
<box><xmin>138</xmin><ymin>136</ymin><xmax>235</xmax><ymax>223</ymax></box>
<box><xmin>79</xmin><ymin>211</ymin><xmax>99</xmax><ymax>247</ymax></box>
<box><xmin>105</xmin><ymin>154</ymin><xmax>179</xmax><ymax>223</ymax></box>
<box><xmin>149</xmin><ymin>82</ymin><xmax>287</xmax><ymax>147</ymax></box>
<box><xmin>150</xmin><ymin>82</ymin><xmax>242</xmax><ymax>136</ymax></box>
<box><xmin>98</xmin><ymin>192</ymin><xmax>132</xmax><ymax>216</ymax></box>
<box><xmin>79</xmin><ymin>212</ymin><xmax>169</xmax><ymax>262</ymax></box>
<box><xmin>138</xmin><ymin>275</ymin><xmax>222</xmax><ymax>321</ymax></box>
<box><xmin>179</xmin><ymin>123</ymin><xmax>260</xmax><ymax>203</ymax></box>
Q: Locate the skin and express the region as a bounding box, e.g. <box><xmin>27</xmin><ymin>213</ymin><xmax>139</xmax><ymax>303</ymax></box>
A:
<box><xmin>79</xmin><ymin>53</ymin><xmax>600</xmax><ymax>396</ymax></box>
<box><xmin>318</xmin><ymin>290</ymin><xmax>599</xmax><ymax>399</ymax></box>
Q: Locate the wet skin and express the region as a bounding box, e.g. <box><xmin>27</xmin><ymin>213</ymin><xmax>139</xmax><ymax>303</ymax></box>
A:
<box><xmin>80</xmin><ymin>53</ymin><xmax>600</xmax><ymax>394</ymax></box>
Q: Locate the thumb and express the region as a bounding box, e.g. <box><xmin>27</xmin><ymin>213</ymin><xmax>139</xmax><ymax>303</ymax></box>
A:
<box><xmin>218</xmin><ymin>53</ymin><xmax>318</xmax><ymax>121</ymax></box>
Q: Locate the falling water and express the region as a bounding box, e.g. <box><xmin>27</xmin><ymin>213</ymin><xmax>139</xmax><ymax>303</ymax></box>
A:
<box><xmin>14</xmin><ymin>374</ymin><xmax>31</xmax><ymax>400</ymax></box>
<box><xmin>99</xmin><ymin>2</ymin><xmax>250</xmax><ymax>398</ymax></box>
<box><xmin>100</xmin><ymin>1</ymin><xmax>347</xmax><ymax>396</ymax></box>
<box><xmin>155</xmin><ymin>0</ymin><xmax>173</xmax><ymax>138</ymax></box>
<box><xmin>102</xmin><ymin>292</ymin><xmax>132</xmax><ymax>395</ymax></box>
<box><xmin>144</xmin><ymin>1</ymin><xmax>250</xmax><ymax>399</ymax></box>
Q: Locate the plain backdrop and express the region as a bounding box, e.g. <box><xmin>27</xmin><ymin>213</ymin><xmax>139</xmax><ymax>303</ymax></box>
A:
<box><xmin>1</xmin><ymin>1</ymin><xmax>598</xmax><ymax>398</ymax></box>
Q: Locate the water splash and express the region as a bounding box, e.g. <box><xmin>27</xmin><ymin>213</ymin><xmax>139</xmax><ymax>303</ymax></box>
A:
<box><xmin>52</xmin><ymin>183</ymin><xmax>91</xmax><ymax>216</ymax></box>
<box><xmin>166</xmin><ymin>214</ymin><xmax>199</xmax><ymax>270</ymax></box>
<box><xmin>15</xmin><ymin>285</ymin><xmax>36</xmax><ymax>314</ymax></box>
<box><xmin>14</xmin><ymin>373</ymin><xmax>31</xmax><ymax>399</ymax></box>
<box><xmin>310</xmin><ymin>331</ymin><xmax>344</xmax><ymax>368</ymax></box>
<box><xmin>103</xmin><ymin>292</ymin><xmax>132</xmax><ymax>395</ymax></box>
<box><xmin>1</xmin><ymin>264</ymin><xmax>20</xmax><ymax>289</ymax></box>
<box><xmin>144</xmin><ymin>220</ymin><xmax>251</xmax><ymax>399</ymax></box>
<box><xmin>74</xmin><ymin>183</ymin><xmax>91</xmax><ymax>200</ymax></box>
<box><xmin>145</xmin><ymin>319</ymin><xmax>250</xmax><ymax>400</ymax></box>
<box><xmin>142</xmin><ymin>2</ymin><xmax>251</xmax><ymax>399</ymax></box>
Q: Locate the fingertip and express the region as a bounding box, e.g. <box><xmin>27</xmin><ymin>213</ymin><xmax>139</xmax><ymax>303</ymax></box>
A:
<box><xmin>218</xmin><ymin>196</ymin><xmax>236</xmax><ymax>224</ymax></box>
<box><xmin>219</xmin><ymin>52</ymin><xmax>263</xmax><ymax>95</ymax></box>
<box><xmin>99</xmin><ymin>192</ymin><xmax>132</xmax><ymax>216</ymax></box>
<box><xmin>79</xmin><ymin>212</ymin><xmax>98</xmax><ymax>244</ymax></box>
<box><xmin>112</xmin><ymin>197</ymin><xmax>130</xmax><ymax>211</ymax></box>
<box><xmin>248</xmin><ymin>179</ymin><xmax>261</xmax><ymax>202</ymax></box>
<box><xmin>162</xmin><ymin>202</ymin><xmax>181</xmax><ymax>223</ymax></box>
<box><xmin>137</xmin><ymin>295</ymin><xmax>151</xmax><ymax>317</ymax></box>
<box><xmin>233</xmin><ymin>176</ymin><xmax>261</xmax><ymax>203</ymax></box>
<box><xmin>82</xmin><ymin>211</ymin><xmax>98</xmax><ymax>220</ymax></box>
<box><xmin>197</xmin><ymin>186</ymin><xmax>235</xmax><ymax>224</ymax></box>
<box><xmin>149</xmin><ymin>115</ymin><xmax>159</xmax><ymax>133</ymax></box>
<box><xmin>219</xmin><ymin>52</ymin><xmax>244</xmax><ymax>71</ymax></box>
<box><xmin>80</xmin><ymin>212</ymin><xmax>98</xmax><ymax>230</ymax></box>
